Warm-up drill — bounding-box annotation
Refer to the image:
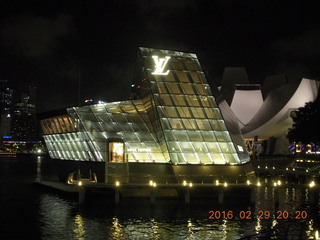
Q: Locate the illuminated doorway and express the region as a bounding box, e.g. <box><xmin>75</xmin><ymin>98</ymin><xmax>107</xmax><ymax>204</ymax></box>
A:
<box><xmin>109</xmin><ymin>142</ymin><xmax>124</xmax><ymax>162</ymax></box>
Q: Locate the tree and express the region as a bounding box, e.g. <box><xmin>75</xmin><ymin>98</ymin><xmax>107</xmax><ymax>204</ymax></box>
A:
<box><xmin>287</xmin><ymin>98</ymin><xmax>320</xmax><ymax>145</ymax></box>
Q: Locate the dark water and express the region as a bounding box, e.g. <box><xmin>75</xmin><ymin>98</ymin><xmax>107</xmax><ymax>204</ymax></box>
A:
<box><xmin>1</xmin><ymin>155</ymin><xmax>320</xmax><ymax>240</ymax></box>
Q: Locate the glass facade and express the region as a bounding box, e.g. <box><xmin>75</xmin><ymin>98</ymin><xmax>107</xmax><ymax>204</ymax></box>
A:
<box><xmin>40</xmin><ymin>47</ymin><xmax>249</xmax><ymax>165</ymax></box>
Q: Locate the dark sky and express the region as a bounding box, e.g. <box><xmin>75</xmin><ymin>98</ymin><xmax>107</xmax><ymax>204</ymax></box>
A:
<box><xmin>1</xmin><ymin>0</ymin><xmax>320</xmax><ymax>112</ymax></box>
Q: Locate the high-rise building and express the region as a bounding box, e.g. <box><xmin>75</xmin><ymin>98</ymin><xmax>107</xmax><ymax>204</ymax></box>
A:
<box><xmin>10</xmin><ymin>86</ymin><xmax>37</xmax><ymax>140</ymax></box>
<box><xmin>0</xmin><ymin>79</ymin><xmax>13</xmax><ymax>138</ymax></box>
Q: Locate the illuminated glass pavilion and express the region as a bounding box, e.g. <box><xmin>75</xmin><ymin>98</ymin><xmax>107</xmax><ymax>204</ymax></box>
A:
<box><xmin>40</xmin><ymin>47</ymin><xmax>250</xmax><ymax>180</ymax></box>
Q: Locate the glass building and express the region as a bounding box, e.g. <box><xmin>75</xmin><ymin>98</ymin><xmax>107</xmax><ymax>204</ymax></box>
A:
<box><xmin>40</xmin><ymin>48</ymin><xmax>251</xmax><ymax>183</ymax></box>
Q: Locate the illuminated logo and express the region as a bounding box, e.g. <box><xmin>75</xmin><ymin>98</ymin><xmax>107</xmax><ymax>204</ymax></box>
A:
<box><xmin>151</xmin><ymin>56</ymin><xmax>171</xmax><ymax>75</ymax></box>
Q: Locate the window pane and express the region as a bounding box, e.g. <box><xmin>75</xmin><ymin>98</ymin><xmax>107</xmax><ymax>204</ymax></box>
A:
<box><xmin>185</xmin><ymin>59</ymin><xmax>200</xmax><ymax>71</ymax></box>
<box><xmin>219</xmin><ymin>142</ymin><xmax>233</xmax><ymax>153</ymax></box>
<box><xmin>176</xmin><ymin>71</ymin><xmax>190</xmax><ymax>83</ymax></box>
<box><xmin>177</xmin><ymin>107</ymin><xmax>192</xmax><ymax>118</ymax></box>
<box><xmin>204</xmin><ymin>108</ymin><xmax>218</xmax><ymax>119</ymax></box>
<box><xmin>168</xmin><ymin>119</ymin><xmax>184</xmax><ymax>129</ymax></box>
<box><xmin>197</xmin><ymin>153</ymin><xmax>212</xmax><ymax>164</ymax></box>
<box><xmin>171</xmin><ymin>95</ymin><xmax>186</xmax><ymax>106</ymax></box>
<box><xmin>190</xmin><ymin>108</ymin><xmax>206</xmax><ymax>118</ymax></box>
<box><xmin>184</xmin><ymin>153</ymin><xmax>198</xmax><ymax>163</ymax></box>
<box><xmin>159</xmin><ymin>95</ymin><xmax>173</xmax><ymax>106</ymax></box>
<box><xmin>210</xmin><ymin>120</ymin><xmax>226</xmax><ymax>131</ymax></box>
<box><xmin>157</xmin><ymin>82</ymin><xmax>167</xmax><ymax>94</ymax></box>
<box><xmin>174</xmin><ymin>130</ymin><xmax>189</xmax><ymax>141</ymax></box>
<box><xmin>180</xmin><ymin>142</ymin><xmax>194</xmax><ymax>152</ymax></box>
<box><xmin>168</xmin><ymin>142</ymin><xmax>181</xmax><ymax>152</ymax></box>
<box><xmin>163</xmin><ymin>106</ymin><xmax>179</xmax><ymax>117</ymax></box>
<box><xmin>188</xmin><ymin>131</ymin><xmax>202</xmax><ymax>141</ymax></box>
<box><xmin>206</xmin><ymin>142</ymin><xmax>221</xmax><ymax>153</ymax></box>
<box><xmin>181</xmin><ymin>84</ymin><xmax>195</xmax><ymax>95</ymax></box>
<box><xmin>214</xmin><ymin>131</ymin><xmax>230</xmax><ymax>141</ymax></box>
<box><xmin>170</xmin><ymin>58</ymin><xmax>184</xmax><ymax>70</ymax></box>
<box><xmin>192</xmin><ymin>142</ymin><xmax>208</xmax><ymax>153</ymax></box>
<box><xmin>201</xmin><ymin>131</ymin><xmax>216</xmax><ymax>141</ymax></box>
<box><xmin>211</xmin><ymin>154</ymin><xmax>226</xmax><ymax>164</ymax></box>
<box><xmin>165</xmin><ymin>71</ymin><xmax>176</xmax><ymax>82</ymax></box>
<box><xmin>161</xmin><ymin>118</ymin><xmax>171</xmax><ymax>129</ymax></box>
<box><xmin>196</xmin><ymin>119</ymin><xmax>211</xmax><ymax>130</ymax></box>
<box><xmin>199</xmin><ymin>97</ymin><xmax>213</xmax><ymax>107</ymax></box>
<box><xmin>166</xmin><ymin>83</ymin><xmax>181</xmax><ymax>94</ymax></box>
<box><xmin>223</xmin><ymin>153</ymin><xmax>238</xmax><ymax>163</ymax></box>
<box><xmin>164</xmin><ymin>130</ymin><xmax>176</xmax><ymax>141</ymax></box>
<box><xmin>182</xmin><ymin>119</ymin><xmax>197</xmax><ymax>130</ymax></box>
<box><xmin>189</xmin><ymin>72</ymin><xmax>201</xmax><ymax>83</ymax></box>
<box><xmin>185</xmin><ymin>95</ymin><xmax>200</xmax><ymax>107</ymax></box>
<box><xmin>194</xmin><ymin>84</ymin><xmax>207</xmax><ymax>95</ymax></box>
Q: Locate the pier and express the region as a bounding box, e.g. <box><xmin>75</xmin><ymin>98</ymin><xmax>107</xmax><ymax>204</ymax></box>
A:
<box><xmin>34</xmin><ymin>179</ymin><xmax>319</xmax><ymax>206</ymax></box>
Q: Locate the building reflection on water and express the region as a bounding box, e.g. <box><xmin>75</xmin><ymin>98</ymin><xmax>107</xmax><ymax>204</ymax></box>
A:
<box><xmin>36</xmin><ymin>186</ymin><xmax>320</xmax><ymax>239</ymax></box>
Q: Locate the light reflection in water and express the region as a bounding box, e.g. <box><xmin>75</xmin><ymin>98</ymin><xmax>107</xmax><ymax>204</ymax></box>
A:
<box><xmin>108</xmin><ymin>217</ymin><xmax>125</xmax><ymax>240</ymax></box>
<box><xmin>150</xmin><ymin>218</ymin><xmax>160</xmax><ymax>240</ymax></box>
<box><xmin>36</xmin><ymin>186</ymin><xmax>320</xmax><ymax>240</ymax></box>
<box><xmin>255</xmin><ymin>217</ymin><xmax>261</xmax><ymax>233</ymax></box>
<box><xmin>36</xmin><ymin>156</ymin><xmax>42</xmax><ymax>181</ymax></box>
<box><xmin>74</xmin><ymin>214</ymin><xmax>85</xmax><ymax>240</ymax></box>
<box><xmin>187</xmin><ymin>218</ymin><xmax>193</xmax><ymax>238</ymax></box>
<box><xmin>221</xmin><ymin>219</ymin><xmax>227</xmax><ymax>240</ymax></box>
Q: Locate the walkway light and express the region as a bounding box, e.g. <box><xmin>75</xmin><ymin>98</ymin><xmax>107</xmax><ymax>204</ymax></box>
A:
<box><xmin>273</xmin><ymin>182</ymin><xmax>277</xmax><ymax>187</ymax></box>
<box><xmin>189</xmin><ymin>182</ymin><xmax>193</xmax><ymax>187</ymax></box>
<box><xmin>78</xmin><ymin>181</ymin><xmax>82</xmax><ymax>186</ymax></box>
<box><xmin>224</xmin><ymin>182</ymin><xmax>228</xmax><ymax>187</ymax></box>
<box><xmin>115</xmin><ymin>181</ymin><xmax>120</xmax><ymax>187</ymax></box>
<box><xmin>149</xmin><ymin>180</ymin><xmax>153</xmax><ymax>186</ymax></box>
<box><xmin>183</xmin><ymin>180</ymin><xmax>187</xmax><ymax>186</ymax></box>
<box><xmin>247</xmin><ymin>180</ymin><xmax>250</xmax><ymax>185</ymax></box>
<box><xmin>153</xmin><ymin>182</ymin><xmax>157</xmax><ymax>187</ymax></box>
<box><xmin>277</xmin><ymin>180</ymin><xmax>281</xmax><ymax>186</ymax></box>
<box><xmin>215</xmin><ymin>180</ymin><xmax>219</xmax><ymax>186</ymax></box>
<box><xmin>257</xmin><ymin>181</ymin><xmax>261</xmax><ymax>187</ymax></box>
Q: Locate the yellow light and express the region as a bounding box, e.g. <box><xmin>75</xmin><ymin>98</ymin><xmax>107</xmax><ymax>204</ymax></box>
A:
<box><xmin>153</xmin><ymin>182</ymin><xmax>157</xmax><ymax>187</ymax></box>
<box><xmin>115</xmin><ymin>181</ymin><xmax>120</xmax><ymax>187</ymax></box>
<box><xmin>273</xmin><ymin>182</ymin><xmax>277</xmax><ymax>187</ymax></box>
<box><xmin>149</xmin><ymin>180</ymin><xmax>153</xmax><ymax>186</ymax></box>
<box><xmin>277</xmin><ymin>180</ymin><xmax>281</xmax><ymax>186</ymax></box>
<box><xmin>215</xmin><ymin>180</ymin><xmax>219</xmax><ymax>186</ymax></box>
<box><xmin>309</xmin><ymin>181</ymin><xmax>315</xmax><ymax>188</ymax></box>
<box><xmin>247</xmin><ymin>180</ymin><xmax>250</xmax><ymax>185</ymax></box>
<box><xmin>78</xmin><ymin>181</ymin><xmax>82</xmax><ymax>186</ymax></box>
<box><xmin>189</xmin><ymin>182</ymin><xmax>193</xmax><ymax>187</ymax></box>
<box><xmin>257</xmin><ymin>181</ymin><xmax>261</xmax><ymax>187</ymax></box>
<box><xmin>183</xmin><ymin>180</ymin><xmax>187</xmax><ymax>186</ymax></box>
<box><xmin>315</xmin><ymin>230</ymin><xmax>319</xmax><ymax>239</ymax></box>
<box><xmin>224</xmin><ymin>182</ymin><xmax>228</xmax><ymax>187</ymax></box>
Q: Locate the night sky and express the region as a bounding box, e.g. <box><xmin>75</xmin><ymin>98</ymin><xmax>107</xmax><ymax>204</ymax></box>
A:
<box><xmin>1</xmin><ymin>0</ymin><xmax>320</xmax><ymax>112</ymax></box>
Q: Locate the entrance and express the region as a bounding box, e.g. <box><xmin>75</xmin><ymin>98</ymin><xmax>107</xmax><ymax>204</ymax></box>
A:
<box><xmin>109</xmin><ymin>142</ymin><xmax>124</xmax><ymax>163</ymax></box>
